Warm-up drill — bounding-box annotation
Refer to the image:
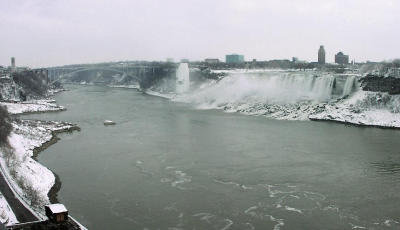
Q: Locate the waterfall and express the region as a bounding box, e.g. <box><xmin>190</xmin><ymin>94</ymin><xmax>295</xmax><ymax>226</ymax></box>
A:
<box><xmin>179</xmin><ymin>72</ymin><xmax>337</xmax><ymax>109</ymax></box>
<box><xmin>176</xmin><ymin>63</ymin><xmax>190</xmax><ymax>94</ymax></box>
<box><xmin>311</xmin><ymin>75</ymin><xmax>335</xmax><ymax>101</ymax></box>
<box><xmin>342</xmin><ymin>76</ymin><xmax>356</xmax><ymax>97</ymax></box>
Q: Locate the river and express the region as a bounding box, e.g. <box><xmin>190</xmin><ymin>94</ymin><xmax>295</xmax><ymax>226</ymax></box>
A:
<box><xmin>23</xmin><ymin>85</ymin><xmax>400</xmax><ymax>230</ymax></box>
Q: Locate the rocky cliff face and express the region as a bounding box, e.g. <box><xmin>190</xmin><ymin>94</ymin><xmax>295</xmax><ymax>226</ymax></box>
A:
<box><xmin>360</xmin><ymin>74</ymin><xmax>400</xmax><ymax>94</ymax></box>
<box><xmin>0</xmin><ymin>69</ymin><xmax>51</xmax><ymax>101</ymax></box>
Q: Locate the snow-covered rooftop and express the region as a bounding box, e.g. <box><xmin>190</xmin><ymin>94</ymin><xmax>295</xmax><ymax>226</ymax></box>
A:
<box><xmin>46</xmin><ymin>203</ymin><xmax>68</xmax><ymax>213</ymax></box>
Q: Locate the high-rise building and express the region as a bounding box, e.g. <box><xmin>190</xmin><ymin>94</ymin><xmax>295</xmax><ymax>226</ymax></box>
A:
<box><xmin>11</xmin><ymin>57</ymin><xmax>15</xmax><ymax>69</ymax></box>
<box><xmin>226</xmin><ymin>54</ymin><xmax>244</xmax><ymax>63</ymax></box>
<box><xmin>318</xmin><ymin>46</ymin><xmax>325</xmax><ymax>64</ymax></box>
<box><xmin>334</xmin><ymin>52</ymin><xmax>349</xmax><ymax>65</ymax></box>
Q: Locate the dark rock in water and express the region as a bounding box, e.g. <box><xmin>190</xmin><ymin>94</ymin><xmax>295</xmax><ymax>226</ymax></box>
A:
<box><xmin>360</xmin><ymin>74</ymin><xmax>400</xmax><ymax>94</ymax></box>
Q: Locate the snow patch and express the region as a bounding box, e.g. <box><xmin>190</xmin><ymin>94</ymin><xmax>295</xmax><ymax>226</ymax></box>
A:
<box><xmin>0</xmin><ymin>193</ymin><xmax>18</xmax><ymax>226</ymax></box>
<box><xmin>0</xmin><ymin>100</ymin><xmax>65</xmax><ymax>115</ymax></box>
<box><xmin>0</xmin><ymin>119</ymin><xmax>78</xmax><ymax>218</ymax></box>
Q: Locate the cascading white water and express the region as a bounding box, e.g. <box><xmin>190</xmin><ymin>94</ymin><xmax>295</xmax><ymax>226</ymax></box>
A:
<box><xmin>172</xmin><ymin>72</ymin><xmax>339</xmax><ymax>120</ymax></box>
<box><xmin>176</xmin><ymin>63</ymin><xmax>190</xmax><ymax>94</ymax></box>
<box><xmin>312</xmin><ymin>75</ymin><xmax>335</xmax><ymax>101</ymax></box>
<box><xmin>342</xmin><ymin>76</ymin><xmax>356</xmax><ymax>97</ymax></box>
<box><xmin>179</xmin><ymin>73</ymin><xmax>336</xmax><ymax>107</ymax></box>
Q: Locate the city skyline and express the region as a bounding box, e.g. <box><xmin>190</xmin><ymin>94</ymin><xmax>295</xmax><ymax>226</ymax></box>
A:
<box><xmin>0</xmin><ymin>0</ymin><xmax>399</xmax><ymax>67</ymax></box>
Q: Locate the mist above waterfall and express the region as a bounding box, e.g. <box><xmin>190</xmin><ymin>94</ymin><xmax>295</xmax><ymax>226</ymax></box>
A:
<box><xmin>176</xmin><ymin>63</ymin><xmax>190</xmax><ymax>94</ymax></box>
<box><xmin>170</xmin><ymin>70</ymin><xmax>362</xmax><ymax>120</ymax></box>
<box><xmin>179</xmin><ymin>72</ymin><xmax>342</xmax><ymax>107</ymax></box>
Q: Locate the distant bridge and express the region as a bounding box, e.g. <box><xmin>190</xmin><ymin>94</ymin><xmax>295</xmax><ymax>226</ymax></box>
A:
<box><xmin>47</xmin><ymin>66</ymin><xmax>138</xmax><ymax>82</ymax></box>
<box><xmin>47</xmin><ymin>63</ymin><xmax>177</xmax><ymax>88</ymax></box>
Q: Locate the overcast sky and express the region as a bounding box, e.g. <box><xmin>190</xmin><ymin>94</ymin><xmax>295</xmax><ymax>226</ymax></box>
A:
<box><xmin>0</xmin><ymin>0</ymin><xmax>399</xmax><ymax>67</ymax></box>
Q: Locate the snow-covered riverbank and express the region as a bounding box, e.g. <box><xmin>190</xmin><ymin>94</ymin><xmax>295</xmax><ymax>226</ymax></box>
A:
<box><xmin>0</xmin><ymin>98</ymin><xmax>79</xmax><ymax>226</ymax></box>
<box><xmin>309</xmin><ymin>91</ymin><xmax>400</xmax><ymax>128</ymax></box>
<box><xmin>0</xmin><ymin>100</ymin><xmax>65</xmax><ymax>115</ymax></box>
<box><xmin>148</xmin><ymin>70</ymin><xmax>400</xmax><ymax>129</ymax></box>
<box><xmin>0</xmin><ymin>119</ymin><xmax>79</xmax><ymax>219</ymax></box>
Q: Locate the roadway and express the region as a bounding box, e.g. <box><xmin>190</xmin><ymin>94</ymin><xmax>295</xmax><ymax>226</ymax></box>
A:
<box><xmin>0</xmin><ymin>171</ymin><xmax>37</xmax><ymax>223</ymax></box>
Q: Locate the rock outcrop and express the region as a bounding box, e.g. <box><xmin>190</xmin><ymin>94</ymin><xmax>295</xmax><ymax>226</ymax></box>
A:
<box><xmin>359</xmin><ymin>74</ymin><xmax>400</xmax><ymax>94</ymax></box>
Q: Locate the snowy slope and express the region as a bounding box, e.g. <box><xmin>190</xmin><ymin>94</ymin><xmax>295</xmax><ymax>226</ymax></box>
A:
<box><xmin>0</xmin><ymin>193</ymin><xmax>18</xmax><ymax>226</ymax></box>
<box><xmin>0</xmin><ymin>100</ymin><xmax>65</xmax><ymax>115</ymax></box>
<box><xmin>309</xmin><ymin>91</ymin><xmax>400</xmax><ymax>128</ymax></box>
<box><xmin>0</xmin><ymin>120</ymin><xmax>78</xmax><ymax>220</ymax></box>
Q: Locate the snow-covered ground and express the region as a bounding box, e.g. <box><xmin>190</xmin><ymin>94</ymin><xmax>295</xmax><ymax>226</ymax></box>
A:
<box><xmin>0</xmin><ymin>193</ymin><xmax>18</xmax><ymax>226</ymax></box>
<box><xmin>0</xmin><ymin>79</ymin><xmax>22</xmax><ymax>102</ymax></box>
<box><xmin>47</xmin><ymin>88</ymin><xmax>67</xmax><ymax>96</ymax></box>
<box><xmin>0</xmin><ymin>119</ymin><xmax>78</xmax><ymax>224</ymax></box>
<box><xmin>310</xmin><ymin>91</ymin><xmax>400</xmax><ymax>128</ymax></box>
<box><xmin>0</xmin><ymin>100</ymin><xmax>65</xmax><ymax>115</ymax></box>
<box><xmin>110</xmin><ymin>84</ymin><xmax>140</xmax><ymax>89</ymax></box>
<box><xmin>149</xmin><ymin>71</ymin><xmax>400</xmax><ymax>129</ymax></box>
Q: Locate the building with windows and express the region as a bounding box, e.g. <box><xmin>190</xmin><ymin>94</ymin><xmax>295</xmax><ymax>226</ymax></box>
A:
<box><xmin>225</xmin><ymin>54</ymin><xmax>244</xmax><ymax>63</ymax></box>
<box><xmin>335</xmin><ymin>52</ymin><xmax>349</xmax><ymax>65</ymax></box>
<box><xmin>318</xmin><ymin>46</ymin><xmax>325</xmax><ymax>64</ymax></box>
<box><xmin>205</xmin><ymin>58</ymin><xmax>220</xmax><ymax>64</ymax></box>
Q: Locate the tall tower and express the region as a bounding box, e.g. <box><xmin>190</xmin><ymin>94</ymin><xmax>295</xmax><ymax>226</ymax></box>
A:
<box><xmin>318</xmin><ymin>46</ymin><xmax>325</xmax><ymax>64</ymax></box>
<box><xmin>11</xmin><ymin>57</ymin><xmax>16</xmax><ymax>71</ymax></box>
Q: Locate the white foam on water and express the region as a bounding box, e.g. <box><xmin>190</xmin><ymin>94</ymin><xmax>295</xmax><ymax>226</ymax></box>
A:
<box><xmin>160</xmin><ymin>178</ymin><xmax>173</xmax><ymax>183</ymax></box>
<box><xmin>164</xmin><ymin>203</ymin><xmax>178</xmax><ymax>212</ymax></box>
<box><xmin>220</xmin><ymin>219</ymin><xmax>233</xmax><ymax>230</ymax></box>
<box><xmin>288</xmin><ymin>194</ymin><xmax>300</xmax><ymax>199</ymax></box>
<box><xmin>284</xmin><ymin>205</ymin><xmax>303</xmax><ymax>214</ymax></box>
<box><xmin>134</xmin><ymin>160</ymin><xmax>153</xmax><ymax>176</ymax></box>
<box><xmin>265</xmin><ymin>215</ymin><xmax>285</xmax><ymax>230</ymax></box>
<box><xmin>244</xmin><ymin>206</ymin><xmax>258</xmax><ymax>214</ymax></box>
<box><xmin>243</xmin><ymin>222</ymin><xmax>255</xmax><ymax>230</ymax></box>
<box><xmin>323</xmin><ymin>205</ymin><xmax>339</xmax><ymax>212</ymax></box>
<box><xmin>193</xmin><ymin>213</ymin><xmax>215</xmax><ymax>224</ymax></box>
<box><xmin>171</xmin><ymin>171</ymin><xmax>192</xmax><ymax>188</ymax></box>
<box><xmin>214</xmin><ymin>179</ymin><xmax>253</xmax><ymax>190</ymax></box>
<box><xmin>162</xmin><ymin>168</ymin><xmax>192</xmax><ymax>190</ymax></box>
<box><xmin>384</xmin><ymin>219</ymin><xmax>400</xmax><ymax>227</ymax></box>
<box><xmin>303</xmin><ymin>191</ymin><xmax>326</xmax><ymax>201</ymax></box>
<box><xmin>350</xmin><ymin>223</ymin><xmax>367</xmax><ymax>229</ymax></box>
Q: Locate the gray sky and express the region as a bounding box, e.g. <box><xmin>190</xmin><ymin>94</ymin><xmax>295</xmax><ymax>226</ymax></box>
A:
<box><xmin>0</xmin><ymin>0</ymin><xmax>399</xmax><ymax>67</ymax></box>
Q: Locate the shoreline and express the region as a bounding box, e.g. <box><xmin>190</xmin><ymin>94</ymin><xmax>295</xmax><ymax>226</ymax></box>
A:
<box><xmin>0</xmin><ymin>95</ymin><xmax>85</xmax><ymax>228</ymax></box>
<box><xmin>138</xmin><ymin>86</ymin><xmax>400</xmax><ymax>130</ymax></box>
<box><xmin>309</xmin><ymin>117</ymin><xmax>400</xmax><ymax>130</ymax></box>
<box><xmin>31</xmin><ymin>125</ymin><xmax>81</xmax><ymax>204</ymax></box>
<box><xmin>3</xmin><ymin>119</ymin><xmax>81</xmax><ymax>208</ymax></box>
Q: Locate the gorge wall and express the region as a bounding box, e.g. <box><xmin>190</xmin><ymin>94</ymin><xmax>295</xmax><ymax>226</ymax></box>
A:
<box><xmin>360</xmin><ymin>74</ymin><xmax>400</xmax><ymax>95</ymax></box>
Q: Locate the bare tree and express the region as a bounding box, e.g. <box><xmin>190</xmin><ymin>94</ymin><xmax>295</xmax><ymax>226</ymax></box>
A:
<box><xmin>0</xmin><ymin>105</ymin><xmax>12</xmax><ymax>145</ymax></box>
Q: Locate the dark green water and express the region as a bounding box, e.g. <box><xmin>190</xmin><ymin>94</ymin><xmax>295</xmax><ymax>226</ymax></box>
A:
<box><xmin>24</xmin><ymin>85</ymin><xmax>400</xmax><ymax>230</ymax></box>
